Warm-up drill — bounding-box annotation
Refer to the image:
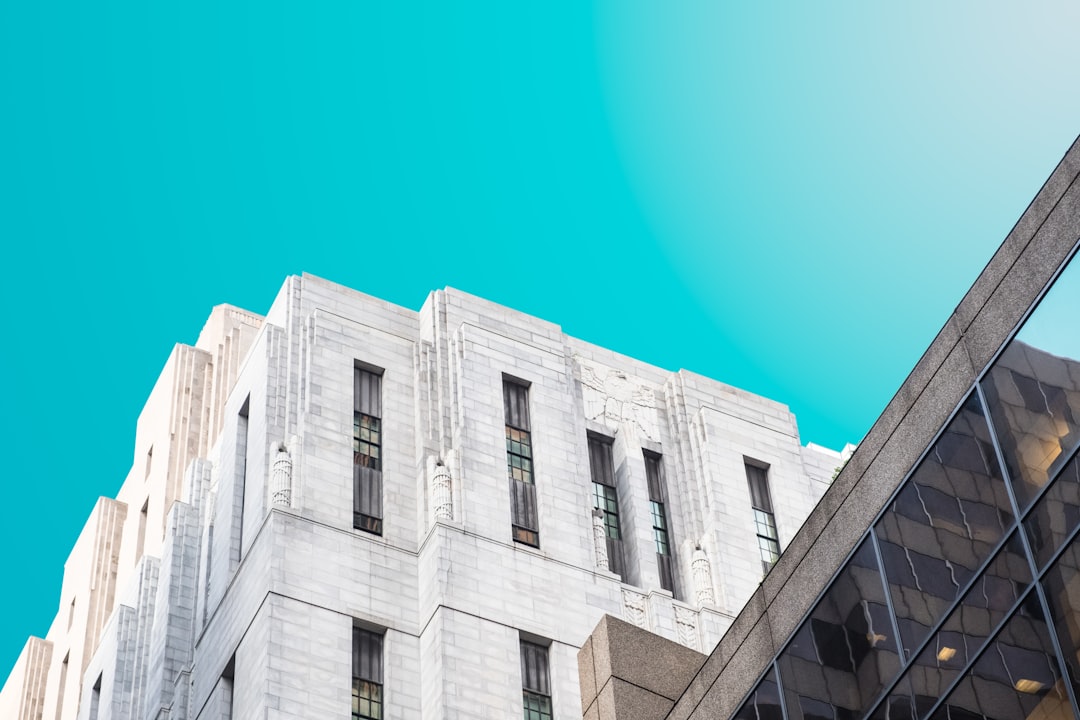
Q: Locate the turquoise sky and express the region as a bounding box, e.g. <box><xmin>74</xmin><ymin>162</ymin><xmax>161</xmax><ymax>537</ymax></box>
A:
<box><xmin>3</xmin><ymin>2</ymin><xmax>1080</xmax><ymax>682</ymax></box>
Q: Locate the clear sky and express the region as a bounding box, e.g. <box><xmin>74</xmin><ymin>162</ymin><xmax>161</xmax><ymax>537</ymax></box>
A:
<box><xmin>2</xmin><ymin>1</ymin><xmax>1080</xmax><ymax>684</ymax></box>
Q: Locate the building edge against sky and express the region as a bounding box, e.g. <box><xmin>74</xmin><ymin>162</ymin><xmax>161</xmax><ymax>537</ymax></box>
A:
<box><xmin>0</xmin><ymin>263</ymin><xmax>852</xmax><ymax>718</ymax></box>
<box><xmin>576</xmin><ymin>135</ymin><xmax>1080</xmax><ymax>719</ymax></box>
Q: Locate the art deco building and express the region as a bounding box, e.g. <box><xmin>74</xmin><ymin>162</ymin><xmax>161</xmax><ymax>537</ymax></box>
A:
<box><xmin>576</xmin><ymin>137</ymin><xmax>1080</xmax><ymax>720</ymax></box>
<box><xmin>0</xmin><ymin>271</ymin><xmax>849</xmax><ymax>719</ymax></box>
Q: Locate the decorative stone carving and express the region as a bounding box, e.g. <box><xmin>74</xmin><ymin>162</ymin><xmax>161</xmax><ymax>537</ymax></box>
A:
<box><xmin>674</xmin><ymin>606</ymin><xmax>699</xmax><ymax>650</ymax></box>
<box><xmin>270</xmin><ymin>441</ymin><xmax>293</xmax><ymax>507</ymax></box>
<box><xmin>622</xmin><ymin>589</ymin><xmax>648</xmax><ymax>629</ymax></box>
<box><xmin>692</xmin><ymin>546</ymin><xmax>715</xmax><ymax>606</ymax></box>
<box><xmin>432</xmin><ymin>460</ymin><xmax>453</xmax><ymax>522</ymax></box>
<box><xmin>592</xmin><ymin>508</ymin><xmax>609</xmax><ymax>570</ymax></box>
<box><xmin>576</xmin><ymin>357</ymin><xmax>661</xmax><ymax>441</ymax></box>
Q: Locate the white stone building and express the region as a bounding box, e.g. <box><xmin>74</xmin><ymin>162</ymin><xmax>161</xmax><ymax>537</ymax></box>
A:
<box><xmin>0</xmin><ymin>274</ymin><xmax>849</xmax><ymax>720</ymax></box>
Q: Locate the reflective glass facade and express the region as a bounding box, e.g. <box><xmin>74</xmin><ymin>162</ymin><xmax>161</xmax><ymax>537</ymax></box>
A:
<box><xmin>734</xmin><ymin>249</ymin><xmax>1080</xmax><ymax>720</ymax></box>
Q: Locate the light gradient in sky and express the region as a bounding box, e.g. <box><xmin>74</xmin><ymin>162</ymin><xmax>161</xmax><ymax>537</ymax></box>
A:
<box><xmin>2</xmin><ymin>1</ymin><xmax>1079</xmax><ymax>683</ymax></box>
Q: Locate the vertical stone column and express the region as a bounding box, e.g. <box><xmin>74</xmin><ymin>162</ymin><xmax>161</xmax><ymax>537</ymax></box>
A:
<box><xmin>270</xmin><ymin>441</ymin><xmax>293</xmax><ymax>508</ymax></box>
<box><xmin>431</xmin><ymin>459</ymin><xmax>453</xmax><ymax>522</ymax></box>
<box><xmin>592</xmin><ymin>508</ymin><xmax>609</xmax><ymax>571</ymax></box>
<box><xmin>691</xmin><ymin>546</ymin><xmax>715</xmax><ymax>606</ymax></box>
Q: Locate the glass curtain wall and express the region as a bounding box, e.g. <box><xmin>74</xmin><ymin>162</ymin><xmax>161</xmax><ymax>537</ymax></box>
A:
<box><xmin>733</xmin><ymin>247</ymin><xmax>1080</xmax><ymax>720</ymax></box>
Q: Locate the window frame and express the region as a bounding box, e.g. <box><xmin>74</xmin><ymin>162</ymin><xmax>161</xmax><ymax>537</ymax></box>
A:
<box><xmin>352</xmin><ymin>627</ymin><xmax>384</xmax><ymax>720</ymax></box>
<box><xmin>353</xmin><ymin>366</ymin><xmax>384</xmax><ymax>535</ymax></box>
<box><xmin>745</xmin><ymin>461</ymin><xmax>780</xmax><ymax>574</ymax></box>
<box><xmin>505</xmin><ymin>378</ymin><xmax>540</xmax><ymax>547</ymax></box>
<box><xmin>520</xmin><ymin>639</ymin><xmax>553</xmax><ymax>720</ymax></box>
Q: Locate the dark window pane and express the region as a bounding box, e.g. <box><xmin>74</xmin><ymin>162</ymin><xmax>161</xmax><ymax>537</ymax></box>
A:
<box><xmin>588</xmin><ymin>436</ymin><xmax>615</xmax><ymax>487</ymax></box>
<box><xmin>778</xmin><ymin>539</ymin><xmax>901</xmax><ymax>720</ymax></box>
<box><xmin>1025</xmin><ymin>451</ymin><xmax>1080</xmax><ymax>571</ymax></box>
<box><xmin>867</xmin><ymin>675</ymin><xmax>918</xmax><ymax>720</ymax></box>
<box><xmin>874</xmin><ymin>393</ymin><xmax>1013</xmax><ymax>657</ymax></box>
<box><xmin>504</xmin><ymin>379</ymin><xmax>530</xmax><ymax>431</ymax></box>
<box><xmin>746</xmin><ymin>463</ymin><xmax>773</xmax><ymax>512</ymax></box>
<box><xmin>506</xmin><ymin>425</ymin><xmax>534</xmax><ymax>486</ymax></box>
<box><xmin>1040</xmin><ymin>532</ymin><xmax>1080</xmax><ymax>700</ymax></box>
<box><xmin>982</xmin><ymin>253</ymin><xmax>1080</xmax><ymax>512</ymax></box>
<box><xmin>732</xmin><ymin>669</ymin><xmax>783</xmax><ymax>720</ymax></box>
<box><xmin>927</xmin><ymin>604</ymin><xmax>1069</xmax><ymax>720</ymax></box>
<box><xmin>520</xmin><ymin>642</ymin><xmax>552</xmax><ymax>720</ymax></box>
<box><xmin>353</xmin><ymin>628</ymin><xmax>384</xmax><ymax>720</ymax></box>
<box><xmin>905</xmin><ymin>532</ymin><xmax>1031</xmax><ymax>703</ymax></box>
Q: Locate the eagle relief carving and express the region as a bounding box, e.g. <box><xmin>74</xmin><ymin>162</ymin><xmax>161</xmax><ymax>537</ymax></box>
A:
<box><xmin>576</xmin><ymin>357</ymin><xmax>661</xmax><ymax>441</ymax></box>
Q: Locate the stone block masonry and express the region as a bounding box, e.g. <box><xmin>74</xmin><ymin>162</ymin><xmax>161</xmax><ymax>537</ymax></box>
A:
<box><xmin>1</xmin><ymin>274</ymin><xmax>844</xmax><ymax>720</ymax></box>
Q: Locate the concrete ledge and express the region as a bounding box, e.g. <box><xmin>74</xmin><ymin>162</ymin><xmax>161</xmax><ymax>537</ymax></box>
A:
<box><xmin>579</xmin><ymin>615</ymin><xmax>705</xmax><ymax>720</ymax></box>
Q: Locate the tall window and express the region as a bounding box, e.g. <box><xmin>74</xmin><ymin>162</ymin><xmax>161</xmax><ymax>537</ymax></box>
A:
<box><xmin>354</xmin><ymin>367</ymin><xmax>383</xmax><ymax>535</ymax></box>
<box><xmin>520</xmin><ymin>640</ymin><xmax>552</xmax><ymax>720</ymax></box>
<box><xmin>352</xmin><ymin>628</ymin><xmax>384</xmax><ymax>720</ymax></box>
<box><xmin>221</xmin><ymin>655</ymin><xmax>235</xmax><ymax>720</ymax></box>
<box><xmin>589</xmin><ymin>435</ymin><xmax>623</xmax><ymax>578</ymax></box>
<box><xmin>644</xmin><ymin>451</ymin><xmax>674</xmax><ymax>593</ymax></box>
<box><xmin>505</xmin><ymin>379</ymin><xmax>539</xmax><ymax>546</ymax></box>
<box><xmin>89</xmin><ymin>674</ymin><xmax>102</xmax><ymax>720</ymax></box>
<box><xmin>236</xmin><ymin>397</ymin><xmax>249</xmax><ymax>561</ymax></box>
<box><xmin>745</xmin><ymin>462</ymin><xmax>779</xmax><ymax>573</ymax></box>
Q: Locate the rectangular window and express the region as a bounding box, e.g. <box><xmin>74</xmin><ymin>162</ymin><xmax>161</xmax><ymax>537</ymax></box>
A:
<box><xmin>505</xmin><ymin>379</ymin><xmax>539</xmax><ymax>546</ymax></box>
<box><xmin>352</xmin><ymin>628</ymin><xmax>384</xmax><ymax>720</ymax></box>
<box><xmin>644</xmin><ymin>451</ymin><xmax>675</xmax><ymax>593</ymax></box>
<box><xmin>746</xmin><ymin>462</ymin><xmax>780</xmax><ymax>573</ymax></box>
<box><xmin>136</xmin><ymin>498</ymin><xmax>148</xmax><ymax>562</ymax></box>
<box><xmin>236</xmin><ymin>397</ymin><xmax>249</xmax><ymax>561</ymax></box>
<box><xmin>89</xmin><ymin>674</ymin><xmax>102</xmax><ymax>720</ymax></box>
<box><xmin>589</xmin><ymin>435</ymin><xmax>624</xmax><ymax>578</ymax></box>
<box><xmin>221</xmin><ymin>655</ymin><xmax>235</xmax><ymax>720</ymax></box>
<box><xmin>520</xmin><ymin>641</ymin><xmax>552</xmax><ymax>720</ymax></box>
<box><xmin>354</xmin><ymin>367</ymin><xmax>384</xmax><ymax>535</ymax></box>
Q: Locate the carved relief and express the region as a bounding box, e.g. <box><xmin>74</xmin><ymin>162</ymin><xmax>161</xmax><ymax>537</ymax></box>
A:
<box><xmin>622</xmin><ymin>589</ymin><xmax>649</xmax><ymax>629</ymax></box>
<box><xmin>674</xmin><ymin>606</ymin><xmax>699</xmax><ymax>650</ymax></box>
<box><xmin>592</xmin><ymin>508</ymin><xmax>609</xmax><ymax>570</ymax></box>
<box><xmin>431</xmin><ymin>460</ymin><xmax>454</xmax><ymax>522</ymax></box>
<box><xmin>692</xmin><ymin>546</ymin><xmax>716</xmax><ymax>606</ymax></box>
<box><xmin>576</xmin><ymin>357</ymin><xmax>660</xmax><ymax>441</ymax></box>
<box><xmin>270</xmin><ymin>441</ymin><xmax>293</xmax><ymax>508</ymax></box>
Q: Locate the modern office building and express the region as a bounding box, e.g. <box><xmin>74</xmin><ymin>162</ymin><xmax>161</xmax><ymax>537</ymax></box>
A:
<box><xmin>577</xmin><ymin>138</ymin><xmax>1080</xmax><ymax>720</ymax></box>
<box><xmin>0</xmin><ymin>271</ymin><xmax>849</xmax><ymax>720</ymax></box>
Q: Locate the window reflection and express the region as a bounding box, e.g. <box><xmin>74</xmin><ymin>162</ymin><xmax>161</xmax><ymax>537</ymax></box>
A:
<box><xmin>900</xmin><ymin>532</ymin><xmax>1031</xmax><ymax>712</ymax></box>
<box><xmin>1025</xmin><ymin>451</ymin><xmax>1080</xmax><ymax>572</ymax></box>
<box><xmin>778</xmin><ymin>540</ymin><xmax>900</xmax><ymax>720</ymax></box>
<box><xmin>980</xmin><ymin>253</ymin><xmax>1080</xmax><ymax>513</ymax></box>
<box><xmin>1040</xmin><ymin>533</ymin><xmax>1080</xmax><ymax>702</ymax></box>
<box><xmin>732</xmin><ymin>669</ymin><xmax>783</xmax><ymax>720</ymax></box>
<box><xmin>927</xmin><ymin>604</ymin><xmax>1068</xmax><ymax>720</ymax></box>
<box><xmin>875</xmin><ymin>393</ymin><xmax>1013</xmax><ymax>658</ymax></box>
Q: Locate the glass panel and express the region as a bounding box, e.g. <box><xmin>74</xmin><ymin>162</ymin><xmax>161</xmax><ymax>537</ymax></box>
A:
<box><xmin>1040</xmin><ymin>532</ymin><xmax>1080</xmax><ymax>701</ymax></box>
<box><xmin>982</xmin><ymin>254</ymin><xmax>1080</xmax><ymax>512</ymax></box>
<box><xmin>875</xmin><ymin>393</ymin><xmax>1013</xmax><ymax>658</ymax></box>
<box><xmin>352</xmin><ymin>679</ymin><xmax>383</xmax><ymax>720</ymax></box>
<box><xmin>732</xmin><ymin>669</ymin><xmax>783</xmax><ymax>720</ymax></box>
<box><xmin>778</xmin><ymin>539</ymin><xmax>901</xmax><ymax>720</ymax></box>
<box><xmin>1025</xmin><ymin>451</ymin><xmax>1080</xmax><ymax>571</ymax></box>
<box><xmin>522</xmin><ymin>691</ymin><xmax>552</xmax><ymax>720</ymax></box>
<box><xmin>927</xmin><ymin>604</ymin><xmax>1069</xmax><ymax>720</ymax></box>
<box><xmin>867</xmin><ymin>675</ymin><xmax>918</xmax><ymax>720</ymax></box>
<box><xmin>905</xmin><ymin>532</ymin><xmax>1032</xmax><ymax>709</ymax></box>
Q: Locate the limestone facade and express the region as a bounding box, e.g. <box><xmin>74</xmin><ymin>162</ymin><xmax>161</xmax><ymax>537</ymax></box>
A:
<box><xmin>1</xmin><ymin>276</ymin><xmax>844</xmax><ymax>720</ymax></box>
